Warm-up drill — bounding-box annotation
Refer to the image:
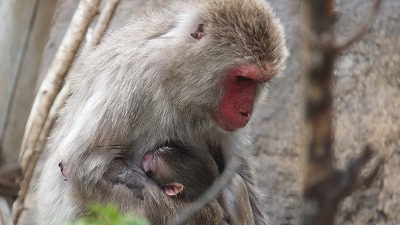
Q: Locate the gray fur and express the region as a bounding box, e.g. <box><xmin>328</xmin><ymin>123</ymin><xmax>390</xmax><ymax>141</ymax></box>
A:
<box><xmin>36</xmin><ymin>0</ymin><xmax>287</xmax><ymax>224</ymax></box>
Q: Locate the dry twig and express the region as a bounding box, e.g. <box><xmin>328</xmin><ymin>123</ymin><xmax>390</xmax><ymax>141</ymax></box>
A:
<box><xmin>334</xmin><ymin>0</ymin><xmax>383</xmax><ymax>52</ymax></box>
<box><xmin>83</xmin><ymin>0</ymin><xmax>120</xmax><ymax>52</ymax></box>
<box><xmin>14</xmin><ymin>1</ymin><xmax>121</xmax><ymax>220</ymax></box>
<box><xmin>19</xmin><ymin>0</ymin><xmax>100</xmax><ymax>173</ymax></box>
<box><xmin>13</xmin><ymin>0</ymin><xmax>100</xmax><ymax>223</ymax></box>
<box><xmin>300</xmin><ymin>0</ymin><xmax>385</xmax><ymax>225</ymax></box>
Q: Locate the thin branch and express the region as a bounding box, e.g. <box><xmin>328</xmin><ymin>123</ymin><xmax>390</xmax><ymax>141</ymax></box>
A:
<box><xmin>17</xmin><ymin>0</ymin><xmax>120</xmax><ymax>211</ymax></box>
<box><xmin>14</xmin><ymin>0</ymin><xmax>120</xmax><ymax>222</ymax></box>
<box><xmin>300</xmin><ymin>0</ymin><xmax>385</xmax><ymax>225</ymax></box>
<box><xmin>348</xmin><ymin>146</ymin><xmax>385</xmax><ymax>192</ymax></box>
<box><xmin>19</xmin><ymin>0</ymin><xmax>100</xmax><ymax>172</ymax></box>
<box><xmin>335</xmin><ymin>146</ymin><xmax>384</xmax><ymax>197</ymax></box>
<box><xmin>169</xmin><ymin>157</ymin><xmax>240</xmax><ymax>225</ymax></box>
<box><xmin>355</xmin><ymin>157</ymin><xmax>384</xmax><ymax>189</ymax></box>
<box><xmin>13</xmin><ymin>0</ymin><xmax>100</xmax><ymax>223</ymax></box>
<box><xmin>14</xmin><ymin>82</ymin><xmax>71</xmax><ymax>224</ymax></box>
<box><xmin>334</xmin><ymin>0</ymin><xmax>383</xmax><ymax>52</ymax></box>
<box><xmin>83</xmin><ymin>0</ymin><xmax>120</xmax><ymax>53</ymax></box>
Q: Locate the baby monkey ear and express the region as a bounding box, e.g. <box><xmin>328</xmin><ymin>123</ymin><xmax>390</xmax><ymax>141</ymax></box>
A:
<box><xmin>164</xmin><ymin>182</ymin><xmax>185</xmax><ymax>196</ymax></box>
<box><xmin>190</xmin><ymin>23</ymin><xmax>206</xmax><ymax>40</ymax></box>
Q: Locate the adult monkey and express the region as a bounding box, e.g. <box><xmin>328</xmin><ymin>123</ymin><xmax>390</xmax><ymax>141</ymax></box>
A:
<box><xmin>36</xmin><ymin>0</ymin><xmax>287</xmax><ymax>224</ymax></box>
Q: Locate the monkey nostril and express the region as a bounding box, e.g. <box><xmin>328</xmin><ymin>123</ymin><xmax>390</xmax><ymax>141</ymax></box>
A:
<box><xmin>240</xmin><ymin>112</ymin><xmax>250</xmax><ymax>117</ymax></box>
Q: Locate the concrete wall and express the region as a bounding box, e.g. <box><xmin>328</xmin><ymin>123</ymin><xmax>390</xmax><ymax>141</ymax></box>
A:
<box><xmin>0</xmin><ymin>0</ymin><xmax>57</xmax><ymax>164</ymax></box>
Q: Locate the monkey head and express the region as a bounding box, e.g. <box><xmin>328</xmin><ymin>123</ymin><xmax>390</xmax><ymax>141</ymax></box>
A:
<box><xmin>142</xmin><ymin>146</ymin><xmax>218</xmax><ymax>201</ymax></box>
<box><xmin>157</xmin><ymin>0</ymin><xmax>288</xmax><ymax>132</ymax></box>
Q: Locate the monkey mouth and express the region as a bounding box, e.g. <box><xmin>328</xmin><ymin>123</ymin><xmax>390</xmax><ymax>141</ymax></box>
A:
<box><xmin>217</xmin><ymin>109</ymin><xmax>253</xmax><ymax>131</ymax></box>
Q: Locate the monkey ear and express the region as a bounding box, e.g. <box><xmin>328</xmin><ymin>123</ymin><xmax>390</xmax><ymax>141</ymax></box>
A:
<box><xmin>164</xmin><ymin>182</ymin><xmax>184</xmax><ymax>196</ymax></box>
<box><xmin>190</xmin><ymin>23</ymin><xmax>205</xmax><ymax>40</ymax></box>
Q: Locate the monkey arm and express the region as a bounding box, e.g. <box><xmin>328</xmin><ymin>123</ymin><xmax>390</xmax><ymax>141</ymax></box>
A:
<box><xmin>66</xmin><ymin>148</ymin><xmax>146</xmax><ymax>203</ymax></box>
<box><xmin>221</xmin><ymin>131</ymin><xmax>271</xmax><ymax>225</ymax></box>
<box><xmin>221</xmin><ymin>173</ymin><xmax>255</xmax><ymax>225</ymax></box>
<box><xmin>101</xmin><ymin>157</ymin><xmax>225</xmax><ymax>225</ymax></box>
<box><xmin>236</xmin><ymin>155</ymin><xmax>272</xmax><ymax>225</ymax></box>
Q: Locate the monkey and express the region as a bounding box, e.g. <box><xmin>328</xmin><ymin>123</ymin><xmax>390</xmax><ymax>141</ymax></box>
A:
<box><xmin>57</xmin><ymin>144</ymin><xmax>251</xmax><ymax>225</ymax></box>
<box><xmin>104</xmin><ymin>154</ymin><xmax>225</xmax><ymax>225</ymax></box>
<box><xmin>35</xmin><ymin>0</ymin><xmax>287</xmax><ymax>224</ymax></box>
<box><xmin>142</xmin><ymin>145</ymin><xmax>256</xmax><ymax>225</ymax></box>
<box><xmin>55</xmin><ymin>147</ymin><xmax>224</xmax><ymax>225</ymax></box>
<box><xmin>142</xmin><ymin>145</ymin><xmax>226</xmax><ymax>224</ymax></box>
<box><xmin>142</xmin><ymin>145</ymin><xmax>218</xmax><ymax>201</ymax></box>
<box><xmin>220</xmin><ymin>174</ymin><xmax>255</xmax><ymax>225</ymax></box>
<box><xmin>55</xmin><ymin>145</ymin><xmax>225</xmax><ymax>225</ymax></box>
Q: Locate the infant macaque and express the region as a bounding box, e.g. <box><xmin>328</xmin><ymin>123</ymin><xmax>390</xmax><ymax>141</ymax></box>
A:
<box><xmin>142</xmin><ymin>145</ymin><xmax>218</xmax><ymax>201</ymax></box>
<box><xmin>142</xmin><ymin>145</ymin><xmax>256</xmax><ymax>225</ymax></box>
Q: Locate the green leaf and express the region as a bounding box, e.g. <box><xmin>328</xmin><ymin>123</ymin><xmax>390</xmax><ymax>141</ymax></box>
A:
<box><xmin>65</xmin><ymin>204</ymin><xmax>150</xmax><ymax>225</ymax></box>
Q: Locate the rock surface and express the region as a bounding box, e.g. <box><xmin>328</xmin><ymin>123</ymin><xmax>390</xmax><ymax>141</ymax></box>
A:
<box><xmin>257</xmin><ymin>0</ymin><xmax>400</xmax><ymax>224</ymax></box>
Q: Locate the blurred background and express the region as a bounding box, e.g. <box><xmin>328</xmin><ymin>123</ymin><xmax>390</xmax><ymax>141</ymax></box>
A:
<box><xmin>0</xmin><ymin>0</ymin><xmax>399</xmax><ymax>224</ymax></box>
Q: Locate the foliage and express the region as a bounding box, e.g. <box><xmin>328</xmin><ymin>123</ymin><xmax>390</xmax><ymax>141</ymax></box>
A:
<box><xmin>65</xmin><ymin>204</ymin><xmax>150</xmax><ymax>225</ymax></box>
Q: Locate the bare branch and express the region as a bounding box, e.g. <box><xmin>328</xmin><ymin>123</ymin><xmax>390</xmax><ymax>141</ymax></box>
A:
<box><xmin>300</xmin><ymin>1</ymin><xmax>385</xmax><ymax>225</ymax></box>
<box><xmin>13</xmin><ymin>0</ymin><xmax>100</xmax><ymax>223</ymax></box>
<box><xmin>14</xmin><ymin>81</ymin><xmax>71</xmax><ymax>225</ymax></box>
<box><xmin>14</xmin><ymin>0</ymin><xmax>121</xmax><ymax>222</ymax></box>
<box><xmin>336</xmin><ymin>145</ymin><xmax>384</xmax><ymax>196</ymax></box>
<box><xmin>334</xmin><ymin>0</ymin><xmax>383</xmax><ymax>52</ymax></box>
<box><xmin>83</xmin><ymin>0</ymin><xmax>120</xmax><ymax>53</ymax></box>
<box><xmin>19</xmin><ymin>0</ymin><xmax>100</xmax><ymax>172</ymax></box>
<box><xmin>14</xmin><ymin>1</ymin><xmax>121</xmax><ymax>221</ymax></box>
<box><xmin>356</xmin><ymin>157</ymin><xmax>384</xmax><ymax>189</ymax></box>
<box><xmin>349</xmin><ymin>146</ymin><xmax>385</xmax><ymax>191</ymax></box>
<box><xmin>169</xmin><ymin>157</ymin><xmax>240</xmax><ymax>225</ymax></box>
<box><xmin>349</xmin><ymin>145</ymin><xmax>374</xmax><ymax>174</ymax></box>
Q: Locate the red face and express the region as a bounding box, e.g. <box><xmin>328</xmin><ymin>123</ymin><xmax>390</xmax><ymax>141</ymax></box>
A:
<box><xmin>217</xmin><ymin>64</ymin><xmax>270</xmax><ymax>131</ymax></box>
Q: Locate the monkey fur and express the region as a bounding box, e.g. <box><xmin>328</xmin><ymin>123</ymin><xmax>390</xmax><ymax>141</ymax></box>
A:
<box><xmin>142</xmin><ymin>145</ymin><xmax>256</xmax><ymax>225</ymax></box>
<box><xmin>36</xmin><ymin>0</ymin><xmax>287</xmax><ymax>224</ymax></box>
<box><xmin>142</xmin><ymin>144</ymin><xmax>219</xmax><ymax>199</ymax></box>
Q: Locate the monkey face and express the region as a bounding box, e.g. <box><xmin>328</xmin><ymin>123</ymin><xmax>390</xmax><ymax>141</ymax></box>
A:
<box><xmin>142</xmin><ymin>145</ymin><xmax>218</xmax><ymax>201</ymax></box>
<box><xmin>159</xmin><ymin>0</ymin><xmax>287</xmax><ymax>132</ymax></box>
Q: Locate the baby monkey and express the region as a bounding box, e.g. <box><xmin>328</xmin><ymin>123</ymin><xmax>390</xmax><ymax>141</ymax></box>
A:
<box><xmin>58</xmin><ymin>146</ymin><xmax>225</xmax><ymax>225</ymax></box>
<box><xmin>142</xmin><ymin>145</ymin><xmax>255</xmax><ymax>225</ymax></box>
<box><xmin>142</xmin><ymin>145</ymin><xmax>218</xmax><ymax>201</ymax></box>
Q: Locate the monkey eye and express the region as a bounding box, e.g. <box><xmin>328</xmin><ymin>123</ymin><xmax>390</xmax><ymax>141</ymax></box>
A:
<box><xmin>235</xmin><ymin>75</ymin><xmax>253</xmax><ymax>84</ymax></box>
<box><xmin>145</xmin><ymin>170</ymin><xmax>154</xmax><ymax>178</ymax></box>
<box><xmin>190</xmin><ymin>23</ymin><xmax>205</xmax><ymax>40</ymax></box>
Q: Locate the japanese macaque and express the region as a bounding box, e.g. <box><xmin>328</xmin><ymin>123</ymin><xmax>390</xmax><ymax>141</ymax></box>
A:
<box><xmin>142</xmin><ymin>145</ymin><xmax>256</xmax><ymax>225</ymax></box>
<box><xmin>102</xmin><ymin>152</ymin><xmax>225</xmax><ymax>225</ymax></box>
<box><xmin>142</xmin><ymin>145</ymin><xmax>224</xmax><ymax>225</ymax></box>
<box><xmin>142</xmin><ymin>145</ymin><xmax>218</xmax><ymax>200</ymax></box>
<box><xmin>36</xmin><ymin>0</ymin><xmax>287</xmax><ymax>224</ymax></box>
